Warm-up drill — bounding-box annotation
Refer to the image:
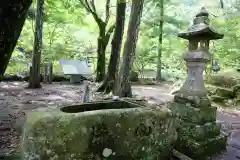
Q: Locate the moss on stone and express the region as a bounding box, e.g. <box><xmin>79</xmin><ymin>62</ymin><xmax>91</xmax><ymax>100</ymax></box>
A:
<box><xmin>215</xmin><ymin>87</ymin><xmax>234</xmax><ymax>98</ymax></box>
<box><xmin>174</xmin><ymin>95</ymin><xmax>211</xmax><ymax>108</ymax></box>
<box><xmin>207</xmin><ymin>69</ymin><xmax>240</xmax><ymax>88</ymax></box>
<box><xmin>168</xmin><ymin>94</ymin><xmax>227</xmax><ymax>159</ymax></box>
<box><xmin>21</xmin><ymin>102</ymin><xmax>177</xmax><ymax>160</ymax></box>
<box><xmin>177</xmin><ymin>121</ymin><xmax>221</xmax><ymax>142</ymax></box>
<box><xmin>172</xmin><ymin>149</ymin><xmax>193</xmax><ymax>160</ymax></box>
<box><xmin>175</xmin><ymin>133</ymin><xmax>227</xmax><ymax>160</ymax></box>
<box><xmin>210</xmin><ymin>95</ymin><xmax>225</xmax><ymax>103</ymax></box>
<box><xmin>168</xmin><ymin>102</ymin><xmax>217</xmax><ymax>125</ymax></box>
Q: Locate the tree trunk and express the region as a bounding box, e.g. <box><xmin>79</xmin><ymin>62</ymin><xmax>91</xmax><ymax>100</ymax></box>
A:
<box><xmin>96</xmin><ymin>26</ymin><xmax>106</xmax><ymax>82</ymax></box>
<box><xmin>95</xmin><ymin>23</ymin><xmax>115</xmax><ymax>82</ymax></box>
<box><xmin>156</xmin><ymin>0</ymin><xmax>164</xmax><ymax>81</ymax></box>
<box><xmin>115</xmin><ymin>0</ymin><xmax>144</xmax><ymax>97</ymax></box>
<box><xmin>28</xmin><ymin>0</ymin><xmax>44</xmax><ymax>88</ymax></box>
<box><xmin>219</xmin><ymin>0</ymin><xmax>224</xmax><ymax>8</ymax></box>
<box><xmin>97</xmin><ymin>0</ymin><xmax>126</xmax><ymax>93</ymax></box>
<box><xmin>0</xmin><ymin>0</ymin><xmax>32</xmax><ymax>76</ymax></box>
<box><xmin>79</xmin><ymin>0</ymin><xmax>115</xmax><ymax>83</ymax></box>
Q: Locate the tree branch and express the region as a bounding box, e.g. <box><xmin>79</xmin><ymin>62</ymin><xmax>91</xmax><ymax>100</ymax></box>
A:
<box><xmin>79</xmin><ymin>0</ymin><xmax>103</xmax><ymax>27</ymax></box>
<box><xmin>104</xmin><ymin>23</ymin><xmax>116</xmax><ymax>46</ymax></box>
<box><xmin>105</xmin><ymin>0</ymin><xmax>111</xmax><ymax>23</ymax></box>
<box><xmin>219</xmin><ymin>0</ymin><xmax>224</xmax><ymax>8</ymax></box>
<box><xmin>79</xmin><ymin>0</ymin><xmax>92</xmax><ymax>13</ymax></box>
<box><xmin>90</xmin><ymin>0</ymin><xmax>97</xmax><ymax>12</ymax></box>
<box><xmin>106</xmin><ymin>23</ymin><xmax>116</xmax><ymax>37</ymax></box>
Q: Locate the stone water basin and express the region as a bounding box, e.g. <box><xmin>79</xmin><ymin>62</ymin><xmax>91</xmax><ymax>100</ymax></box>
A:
<box><xmin>21</xmin><ymin>100</ymin><xmax>177</xmax><ymax>160</ymax></box>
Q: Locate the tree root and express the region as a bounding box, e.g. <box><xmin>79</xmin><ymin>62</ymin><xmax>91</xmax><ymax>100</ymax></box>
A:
<box><xmin>96</xmin><ymin>78</ymin><xmax>114</xmax><ymax>94</ymax></box>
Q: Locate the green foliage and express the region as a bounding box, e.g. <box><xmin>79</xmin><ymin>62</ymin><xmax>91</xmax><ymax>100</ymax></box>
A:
<box><xmin>6</xmin><ymin>0</ymin><xmax>240</xmax><ymax>83</ymax></box>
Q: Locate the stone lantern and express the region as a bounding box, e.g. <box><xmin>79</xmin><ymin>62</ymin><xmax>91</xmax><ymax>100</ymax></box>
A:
<box><xmin>177</xmin><ymin>7</ymin><xmax>223</xmax><ymax>98</ymax></box>
<box><xmin>168</xmin><ymin>7</ymin><xmax>227</xmax><ymax>160</ymax></box>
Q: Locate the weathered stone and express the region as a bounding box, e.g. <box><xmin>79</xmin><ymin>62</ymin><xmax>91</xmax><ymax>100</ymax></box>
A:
<box><xmin>171</xmin><ymin>7</ymin><xmax>227</xmax><ymax>159</ymax></box>
<box><xmin>130</xmin><ymin>71</ymin><xmax>139</xmax><ymax>82</ymax></box>
<box><xmin>233</xmin><ymin>84</ymin><xmax>240</xmax><ymax>95</ymax></box>
<box><xmin>121</xmin><ymin>97</ymin><xmax>149</xmax><ymax>106</ymax></box>
<box><xmin>175</xmin><ymin>133</ymin><xmax>227</xmax><ymax>160</ymax></box>
<box><xmin>21</xmin><ymin>101</ymin><xmax>177</xmax><ymax>160</ymax></box>
<box><xmin>177</xmin><ymin>121</ymin><xmax>221</xmax><ymax>141</ymax></box>
<box><xmin>211</xmin><ymin>95</ymin><xmax>225</xmax><ymax>103</ymax></box>
<box><xmin>205</xmin><ymin>84</ymin><xmax>217</xmax><ymax>96</ymax></box>
<box><xmin>172</xmin><ymin>149</ymin><xmax>193</xmax><ymax>160</ymax></box>
<box><xmin>207</xmin><ymin>69</ymin><xmax>240</xmax><ymax>88</ymax></box>
<box><xmin>234</xmin><ymin>85</ymin><xmax>240</xmax><ymax>104</ymax></box>
<box><xmin>69</xmin><ymin>75</ymin><xmax>84</xmax><ymax>84</ymax></box>
<box><xmin>168</xmin><ymin>102</ymin><xmax>217</xmax><ymax>125</ymax></box>
<box><xmin>174</xmin><ymin>95</ymin><xmax>211</xmax><ymax>108</ymax></box>
<box><xmin>215</xmin><ymin>87</ymin><xmax>234</xmax><ymax>98</ymax></box>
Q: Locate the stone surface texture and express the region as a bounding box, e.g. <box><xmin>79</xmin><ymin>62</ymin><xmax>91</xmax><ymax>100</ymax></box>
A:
<box><xmin>168</xmin><ymin>7</ymin><xmax>227</xmax><ymax>160</ymax></box>
<box><xmin>207</xmin><ymin>69</ymin><xmax>240</xmax><ymax>106</ymax></box>
<box><xmin>21</xmin><ymin>101</ymin><xmax>177</xmax><ymax>160</ymax></box>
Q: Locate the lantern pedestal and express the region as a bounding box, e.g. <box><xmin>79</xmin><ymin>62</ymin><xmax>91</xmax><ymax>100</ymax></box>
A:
<box><xmin>168</xmin><ymin>53</ymin><xmax>227</xmax><ymax>159</ymax></box>
<box><xmin>177</xmin><ymin>50</ymin><xmax>210</xmax><ymax>98</ymax></box>
<box><xmin>169</xmin><ymin>95</ymin><xmax>227</xmax><ymax>159</ymax></box>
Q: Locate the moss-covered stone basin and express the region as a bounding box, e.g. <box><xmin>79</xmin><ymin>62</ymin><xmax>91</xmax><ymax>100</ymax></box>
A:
<box><xmin>21</xmin><ymin>100</ymin><xmax>177</xmax><ymax>160</ymax></box>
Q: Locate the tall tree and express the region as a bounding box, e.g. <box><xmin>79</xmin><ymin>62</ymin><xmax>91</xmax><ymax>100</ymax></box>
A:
<box><xmin>115</xmin><ymin>0</ymin><xmax>144</xmax><ymax>97</ymax></box>
<box><xmin>97</xmin><ymin>0</ymin><xmax>127</xmax><ymax>94</ymax></box>
<box><xmin>79</xmin><ymin>0</ymin><xmax>115</xmax><ymax>82</ymax></box>
<box><xmin>0</xmin><ymin>0</ymin><xmax>32</xmax><ymax>76</ymax></box>
<box><xmin>219</xmin><ymin>0</ymin><xmax>224</xmax><ymax>8</ymax></box>
<box><xmin>28</xmin><ymin>0</ymin><xmax>44</xmax><ymax>88</ymax></box>
<box><xmin>156</xmin><ymin>0</ymin><xmax>164</xmax><ymax>81</ymax></box>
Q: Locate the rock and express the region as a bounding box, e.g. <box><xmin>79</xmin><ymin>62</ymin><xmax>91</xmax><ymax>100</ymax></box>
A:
<box><xmin>205</xmin><ymin>85</ymin><xmax>217</xmax><ymax>96</ymax></box>
<box><xmin>23</xmin><ymin>76</ymin><xmax>30</xmax><ymax>81</ymax></box>
<box><xmin>232</xmin><ymin>84</ymin><xmax>240</xmax><ymax>105</ymax></box>
<box><xmin>130</xmin><ymin>71</ymin><xmax>138</xmax><ymax>82</ymax></box>
<box><xmin>207</xmin><ymin>69</ymin><xmax>240</xmax><ymax>88</ymax></box>
<box><xmin>168</xmin><ymin>97</ymin><xmax>227</xmax><ymax>160</ymax></box>
<box><xmin>211</xmin><ymin>95</ymin><xmax>225</xmax><ymax>103</ymax></box>
<box><xmin>0</xmin><ymin>74</ymin><xmax>88</xmax><ymax>82</ymax></box>
<box><xmin>139</xmin><ymin>78</ymin><xmax>156</xmax><ymax>85</ymax></box>
<box><xmin>233</xmin><ymin>84</ymin><xmax>240</xmax><ymax>94</ymax></box>
<box><xmin>21</xmin><ymin>101</ymin><xmax>177</xmax><ymax>160</ymax></box>
<box><xmin>172</xmin><ymin>149</ymin><xmax>193</xmax><ymax>160</ymax></box>
<box><xmin>0</xmin><ymin>75</ymin><xmax>23</xmax><ymax>81</ymax></box>
<box><xmin>2</xmin><ymin>75</ymin><xmax>43</xmax><ymax>82</ymax></box>
<box><xmin>52</xmin><ymin>75</ymin><xmax>69</xmax><ymax>82</ymax></box>
<box><xmin>215</xmin><ymin>87</ymin><xmax>234</xmax><ymax>98</ymax></box>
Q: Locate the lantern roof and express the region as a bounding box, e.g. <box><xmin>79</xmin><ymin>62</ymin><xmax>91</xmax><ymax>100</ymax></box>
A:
<box><xmin>178</xmin><ymin>7</ymin><xmax>224</xmax><ymax>40</ymax></box>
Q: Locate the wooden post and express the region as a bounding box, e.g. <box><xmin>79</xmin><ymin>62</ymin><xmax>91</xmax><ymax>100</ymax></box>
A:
<box><xmin>83</xmin><ymin>81</ymin><xmax>90</xmax><ymax>103</ymax></box>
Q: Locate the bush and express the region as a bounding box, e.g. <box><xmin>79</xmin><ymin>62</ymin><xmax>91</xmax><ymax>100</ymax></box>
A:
<box><xmin>161</xmin><ymin>68</ymin><xmax>185</xmax><ymax>82</ymax></box>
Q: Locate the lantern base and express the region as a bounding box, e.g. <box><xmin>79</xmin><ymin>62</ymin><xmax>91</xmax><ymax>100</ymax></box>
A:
<box><xmin>175</xmin><ymin>133</ymin><xmax>227</xmax><ymax>160</ymax></box>
<box><xmin>173</xmin><ymin>93</ymin><xmax>211</xmax><ymax>108</ymax></box>
<box><xmin>168</xmin><ymin>95</ymin><xmax>227</xmax><ymax>160</ymax></box>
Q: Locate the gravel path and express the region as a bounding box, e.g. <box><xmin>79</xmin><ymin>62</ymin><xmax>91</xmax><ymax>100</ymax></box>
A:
<box><xmin>0</xmin><ymin>82</ymin><xmax>87</xmax><ymax>156</ymax></box>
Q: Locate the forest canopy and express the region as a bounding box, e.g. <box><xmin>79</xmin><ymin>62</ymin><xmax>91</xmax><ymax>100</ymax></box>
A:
<box><xmin>4</xmin><ymin>0</ymin><xmax>240</xmax><ymax>82</ymax></box>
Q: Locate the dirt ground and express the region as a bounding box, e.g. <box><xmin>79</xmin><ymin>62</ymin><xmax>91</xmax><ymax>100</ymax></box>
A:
<box><xmin>0</xmin><ymin>81</ymin><xmax>240</xmax><ymax>159</ymax></box>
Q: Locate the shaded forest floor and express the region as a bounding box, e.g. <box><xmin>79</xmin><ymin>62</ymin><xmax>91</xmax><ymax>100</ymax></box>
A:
<box><xmin>0</xmin><ymin>81</ymin><xmax>240</xmax><ymax>159</ymax></box>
